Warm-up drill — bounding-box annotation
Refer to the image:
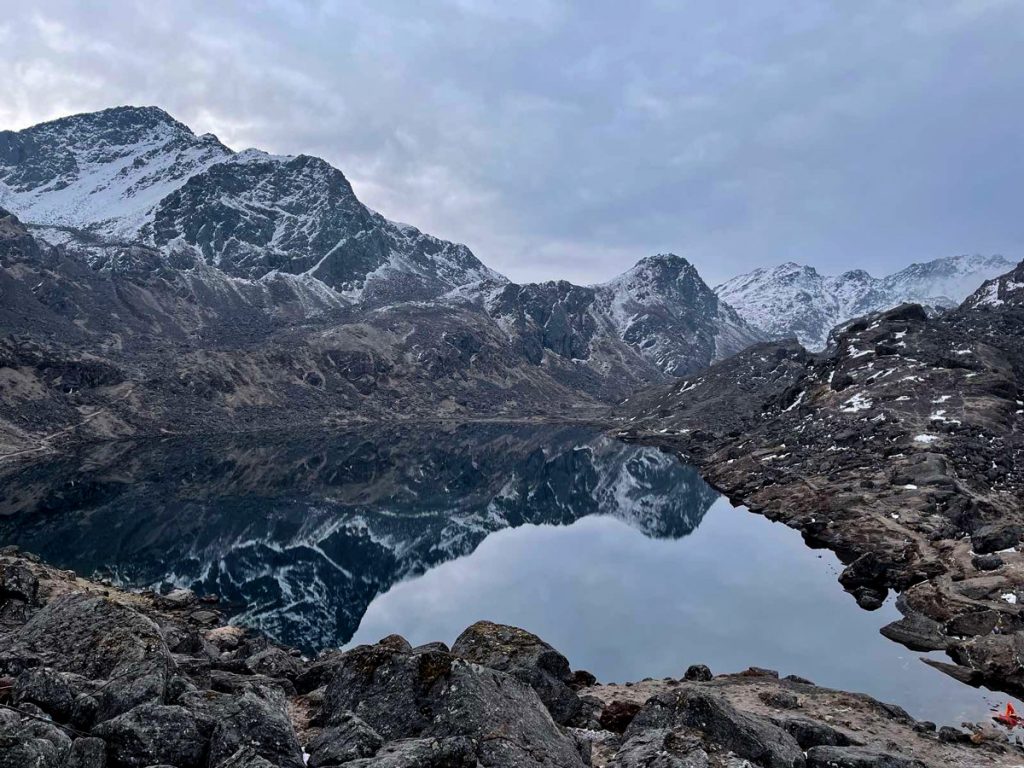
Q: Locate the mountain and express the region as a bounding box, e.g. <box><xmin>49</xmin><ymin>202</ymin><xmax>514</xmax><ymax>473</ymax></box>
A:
<box><xmin>716</xmin><ymin>255</ymin><xmax>1014</xmax><ymax>351</ymax></box>
<box><xmin>0</xmin><ymin>106</ymin><xmax>763</xmax><ymax>452</ymax></box>
<box><xmin>0</xmin><ymin>424</ymin><xmax>719</xmax><ymax>650</ymax></box>
<box><xmin>0</xmin><ymin>106</ymin><xmax>501</xmax><ymax>306</ymax></box>
<box><xmin>485</xmin><ymin>254</ymin><xmax>762</xmax><ymax>378</ymax></box>
<box><xmin>616</xmin><ymin>260</ymin><xmax>1024</xmax><ymax>697</ymax></box>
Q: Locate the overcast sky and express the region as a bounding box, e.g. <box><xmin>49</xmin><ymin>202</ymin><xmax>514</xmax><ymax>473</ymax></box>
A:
<box><xmin>2</xmin><ymin>1</ymin><xmax>1023</xmax><ymax>285</ymax></box>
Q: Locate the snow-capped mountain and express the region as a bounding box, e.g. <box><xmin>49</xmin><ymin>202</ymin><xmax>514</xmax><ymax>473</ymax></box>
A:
<box><xmin>0</xmin><ymin>106</ymin><xmax>502</xmax><ymax>306</ymax></box>
<box><xmin>716</xmin><ymin>255</ymin><xmax>1014</xmax><ymax>350</ymax></box>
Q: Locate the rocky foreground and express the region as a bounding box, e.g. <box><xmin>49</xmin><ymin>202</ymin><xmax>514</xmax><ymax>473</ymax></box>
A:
<box><xmin>616</xmin><ymin>261</ymin><xmax>1024</xmax><ymax>700</ymax></box>
<box><xmin>1</xmin><ymin>549</ymin><xmax>1021</xmax><ymax>768</ymax></box>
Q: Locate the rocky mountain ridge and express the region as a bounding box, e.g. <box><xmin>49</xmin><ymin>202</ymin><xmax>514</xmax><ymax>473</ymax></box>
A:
<box><xmin>0</xmin><ymin>106</ymin><xmax>763</xmax><ymax>453</ymax></box>
<box><xmin>619</xmin><ymin>258</ymin><xmax>1024</xmax><ymax>699</ymax></box>
<box><xmin>716</xmin><ymin>255</ymin><xmax>1014</xmax><ymax>350</ymax></box>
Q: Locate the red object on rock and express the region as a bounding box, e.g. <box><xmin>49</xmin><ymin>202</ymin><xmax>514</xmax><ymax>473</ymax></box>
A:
<box><xmin>994</xmin><ymin>702</ymin><xmax>1023</xmax><ymax>728</ymax></box>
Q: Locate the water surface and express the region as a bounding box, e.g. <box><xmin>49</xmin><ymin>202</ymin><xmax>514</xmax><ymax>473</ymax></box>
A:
<box><xmin>0</xmin><ymin>424</ymin><xmax>1011</xmax><ymax>725</ymax></box>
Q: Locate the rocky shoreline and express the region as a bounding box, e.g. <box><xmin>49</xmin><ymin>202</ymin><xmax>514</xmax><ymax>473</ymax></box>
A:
<box><xmin>615</xmin><ymin>263</ymin><xmax>1024</xmax><ymax>701</ymax></box>
<box><xmin>1</xmin><ymin>548</ymin><xmax>1022</xmax><ymax>767</ymax></box>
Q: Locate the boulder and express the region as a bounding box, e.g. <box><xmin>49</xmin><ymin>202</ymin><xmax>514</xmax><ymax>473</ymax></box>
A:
<box><xmin>626</xmin><ymin>687</ymin><xmax>804</xmax><ymax>768</ymax></box>
<box><xmin>683</xmin><ymin>664</ymin><xmax>712</xmax><ymax>682</ymax></box>
<box><xmin>11</xmin><ymin>593</ymin><xmax>171</xmax><ymax>721</ymax></box>
<box><xmin>599</xmin><ymin>700</ymin><xmax>642</xmax><ymax>734</ymax></box>
<box><xmin>307</xmin><ymin>711</ymin><xmax>383</xmax><ymax>767</ymax></box>
<box><xmin>806</xmin><ymin>745</ymin><xmax>926</xmax><ymax>767</ymax></box>
<box><xmin>14</xmin><ymin>667</ymin><xmax>88</xmax><ymax>722</ymax></box>
<box><xmin>321</xmin><ymin>637</ymin><xmax>585</xmax><ymax>767</ymax></box>
<box><xmin>65</xmin><ymin>737</ymin><xmax>108</xmax><ymax>768</ymax></box>
<box><xmin>342</xmin><ymin>737</ymin><xmax>477</xmax><ymax>767</ymax></box>
<box><xmin>92</xmin><ymin>703</ymin><xmax>205</xmax><ymax>768</ymax></box>
<box><xmin>451</xmin><ymin>620</ymin><xmax>582</xmax><ymax>724</ymax></box>
<box><xmin>773</xmin><ymin>716</ymin><xmax>854</xmax><ymax>749</ymax></box>
<box><xmin>610</xmin><ymin>728</ymin><xmax>710</xmax><ymax>768</ymax></box>
<box><xmin>180</xmin><ymin>684</ymin><xmax>304</xmax><ymax>768</ymax></box>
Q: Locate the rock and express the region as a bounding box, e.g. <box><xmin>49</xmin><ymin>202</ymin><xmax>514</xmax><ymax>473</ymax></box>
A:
<box><xmin>294</xmin><ymin>649</ymin><xmax>346</xmax><ymax>694</ymax></box>
<box><xmin>806</xmin><ymin>745</ymin><xmax>926</xmax><ymax>767</ymax></box>
<box><xmin>10</xmin><ymin>593</ymin><xmax>171</xmax><ymax>721</ymax></box>
<box><xmin>570</xmin><ymin>669</ymin><xmax>598</xmax><ymax>689</ymax></box>
<box><xmin>341</xmin><ymin>737</ymin><xmax>477</xmax><ymax>767</ymax></box>
<box><xmin>21</xmin><ymin>717</ymin><xmax>73</xmax><ymax>763</ymax></box>
<box><xmin>205</xmin><ymin>626</ymin><xmax>247</xmax><ymax>651</ymax></box>
<box><xmin>0</xmin><ymin>561</ymin><xmax>39</xmax><ymax>622</ymax></box>
<box><xmin>244</xmin><ymin>646</ymin><xmax>303</xmax><ymax>681</ymax></box>
<box><xmin>92</xmin><ymin>703</ymin><xmax>204</xmax><ymax>768</ymax></box>
<box><xmin>610</xmin><ymin>728</ymin><xmax>710</xmax><ymax>767</ymax></box>
<box><xmin>936</xmin><ymin>726</ymin><xmax>971</xmax><ymax>744</ymax></box>
<box><xmin>879</xmin><ymin>612</ymin><xmax>950</xmax><ymax>652</ymax></box>
<box><xmin>13</xmin><ymin>667</ymin><xmax>85</xmax><ymax>721</ymax></box>
<box><xmin>626</xmin><ymin>687</ymin><xmax>804</xmax><ymax>768</ymax></box>
<box><xmin>153</xmin><ymin>588</ymin><xmax>196</xmax><ymax>610</ymax></box>
<box><xmin>971</xmin><ymin>523</ymin><xmax>1023</xmax><ymax>554</ymax></box>
<box><xmin>683</xmin><ymin>664</ymin><xmax>712</xmax><ymax>681</ymax></box>
<box><xmin>65</xmin><ymin>737</ymin><xmax>107</xmax><ymax>768</ymax></box>
<box><xmin>451</xmin><ymin>620</ymin><xmax>582</xmax><ymax>724</ymax></box>
<box><xmin>410</xmin><ymin>642</ymin><xmax>449</xmax><ymax>654</ymax></box>
<box><xmin>180</xmin><ymin>684</ymin><xmax>305</xmax><ymax>768</ymax></box>
<box><xmin>599</xmin><ymin>700</ymin><xmax>642</xmax><ymax>734</ymax></box>
<box><xmin>739</xmin><ymin>666</ymin><xmax>779</xmax><ymax>678</ymax></box>
<box><xmin>971</xmin><ymin>553</ymin><xmax>1004</xmax><ymax>571</ymax></box>
<box><xmin>211</xmin><ymin>748</ymin><xmax>276</xmax><ymax>768</ymax></box>
<box><xmin>307</xmin><ymin>711</ymin><xmax>383</xmax><ymax>767</ymax></box>
<box><xmin>775</xmin><ymin>716</ymin><xmax>853</xmax><ymax>748</ymax></box>
<box><xmin>759</xmin><ymin>689</ymin><xmax>800</xmax><ymax>709</ymax></box>
<box><xmin>911</xmin><ymin>721</ymin><xmax>936</xmax><ymax>734</ymax></box>
<box><xmin>0</xmin><ymin>731</ymin><xmax>60</xmax><ymax>768</ymax></box>
<box><xmin>322</xmin><ymin>638</ymin><xmax>586</xmax><ymax>767</ymax></box>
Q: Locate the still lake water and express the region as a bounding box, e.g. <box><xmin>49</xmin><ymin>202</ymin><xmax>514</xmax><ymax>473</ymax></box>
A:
<box><xmin>0</xmin><ymin>423</ymin><xmax>1012</xmax><ymax>725</ymax></box>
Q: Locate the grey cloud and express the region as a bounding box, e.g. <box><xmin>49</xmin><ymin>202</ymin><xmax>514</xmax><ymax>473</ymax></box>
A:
<box><xmin>2</xmin><ymin>0</ymin><xmax>1023</xmax><ymax>284</ymax></box>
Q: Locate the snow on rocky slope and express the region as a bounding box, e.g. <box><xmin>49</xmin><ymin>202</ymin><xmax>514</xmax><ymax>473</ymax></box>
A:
<box><xmin>0</xmin><ymin>106</ymin><xmax>502</xmax><ymax>306</ymax></box>
<box><xmin>716</xmin><ymin>255</ymin><xmax>1014</xmax><ymax>351</ymax></box>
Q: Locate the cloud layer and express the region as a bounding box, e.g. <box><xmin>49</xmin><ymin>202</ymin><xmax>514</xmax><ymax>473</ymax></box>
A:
<box><xmin>3</xmin><ymin>1</ymin><xmax>1023</xmax><ymax>284</ymax></box>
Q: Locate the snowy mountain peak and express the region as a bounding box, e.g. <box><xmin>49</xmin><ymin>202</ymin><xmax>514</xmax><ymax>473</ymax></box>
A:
<box><xmin>717</xmin><ymin>254</ymin><xmax>1015</xmax><ymax>350</ymax></box>
<box><xmin>0</xmin><ymin>106</ymin><xmax>500</xmax><ymax>304</ymax></box>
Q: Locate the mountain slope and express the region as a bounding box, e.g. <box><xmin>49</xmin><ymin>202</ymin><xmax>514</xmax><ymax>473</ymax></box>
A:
<box><xmin>716</xmin><ymin>255</ymin><xmax>1014</xmax><ymax>350</ymax></box>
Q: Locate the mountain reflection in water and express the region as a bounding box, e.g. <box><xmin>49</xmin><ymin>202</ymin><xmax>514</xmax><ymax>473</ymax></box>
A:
<box><xmin>0</xmin><ymin>424</ymin><xmax>717</xmax><ymax>651</ymax></box>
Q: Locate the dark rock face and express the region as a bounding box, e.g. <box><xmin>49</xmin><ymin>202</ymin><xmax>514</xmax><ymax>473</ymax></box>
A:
<box><xmin>620</xmin><ymin>261</ymin><xmax>1024</xmax><ymax>697</ymax></box>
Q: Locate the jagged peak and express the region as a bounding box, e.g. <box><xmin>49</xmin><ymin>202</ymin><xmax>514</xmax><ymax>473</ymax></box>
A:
<box><xmin>601</xmin><ymin>253</ymin><xmax>703</xmax><ymax>288</ymax></box>
<box><xmin>16</xmin><ymin>105</ymin><xmax>199</xmax><ymax>143</ymax></box>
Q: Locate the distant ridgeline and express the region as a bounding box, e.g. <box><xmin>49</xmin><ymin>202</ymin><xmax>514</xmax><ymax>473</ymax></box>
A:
<box><xmin>0</xmin><ymin>106</ymin><xmax>1007</xmax><ymax>447</ymax></box>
